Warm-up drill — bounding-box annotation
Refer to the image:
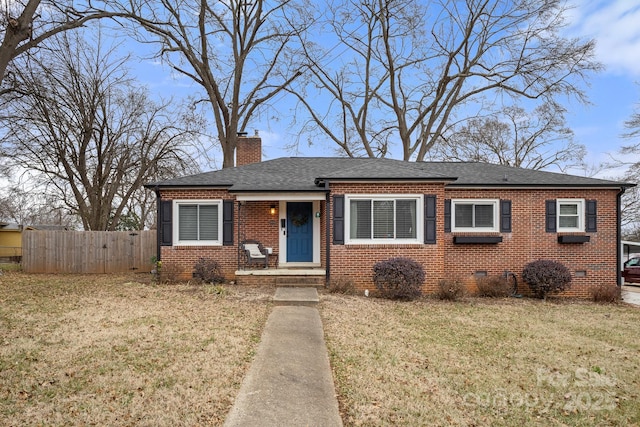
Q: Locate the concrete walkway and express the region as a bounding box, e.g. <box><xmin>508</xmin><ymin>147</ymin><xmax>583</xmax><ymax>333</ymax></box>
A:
<box><xmin>622</xmin><ymin>285</ymin><xmax>640</xmax><ymax>306</ymax></box>
<box><xmin>224</xmin><ymin>288</ymin><xmax>342</xmax><ymax>427</ymax></box>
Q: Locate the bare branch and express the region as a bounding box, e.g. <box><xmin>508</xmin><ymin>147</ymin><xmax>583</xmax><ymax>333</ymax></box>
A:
<box><xmin>98</xmin><ymin>0</ymin><xmax>312</xmax><ymax>168</ymax></box>
<box><xmin>295</xmin><ymin>0</ymin><xmax>600</xmax><ymax>161</ymax></box>
<box><xmin>0</xmin><ymin>30</ymin><xmax>200</xmax><ymax>230</ymax></box>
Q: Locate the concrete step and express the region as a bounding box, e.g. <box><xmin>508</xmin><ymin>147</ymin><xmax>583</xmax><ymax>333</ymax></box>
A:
<box><xmin>275</xmin><ymin>276</ymin><xmax>325</xmax><ymax>288</ymax></box>
<box><xmin>273</xmin><ymin>287</ymin><xmax>319</xmax><ymax>306</ymax></box>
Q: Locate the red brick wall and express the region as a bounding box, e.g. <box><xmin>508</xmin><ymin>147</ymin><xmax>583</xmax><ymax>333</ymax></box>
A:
<box><xmin>238</xmin><ymin>201</ymin><xmax>280</xmax><ymax>251</ymax></box>
<box><xmin>161</xmin><ymin>184</ymin><xmax>620</xmax><ymax>299</ymax></box>
<box><xmin>329</xmin><ymin>184</ymin><xmax>619</xmax><ymax>298</ymax></box>
<box><xmin>329</xmin><ymin>183</ymin><xmax>447</xmax><ymax>293</ymax></box>
<box><xmin>236</xmin><ymin>136</ymin><xmax>262</xmax><ymax>166</ymax></box>
<box><xmin>443</xmin><ymin>188</ymin><xmax>619</xmax><ymax>298</ymax></box>
<box><xmin>158</xmin><ymin>190</ymin><xmax>326</xmax><ymax>280</ymax></box>
<box><xmin>159</xmin><ymin>189</ymin><xmax>238</xmax><ymax>280</ymax></box>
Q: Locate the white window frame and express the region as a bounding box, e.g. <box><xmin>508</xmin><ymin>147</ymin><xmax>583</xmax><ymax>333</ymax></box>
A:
<box><xmin>173</xmin><ymin>199</ymin><xmax>223</xmax><ymax>246</ymax></box>
<box><xmin>451</xmin><ymin>199</ymin><xmax>499</xmax><ymax>233</ymax></box>
<box><xmin>345</xmin><ymin>194</ymin><xmax>423</xmax><ymax>244</ymax></box>
<box><xmin>557</xmin><ymin>198</ymin><xmax>585</xmax><ymax>232</ymax></box>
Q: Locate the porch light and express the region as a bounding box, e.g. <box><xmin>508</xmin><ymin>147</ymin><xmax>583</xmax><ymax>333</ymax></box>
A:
<box><xmin>270</xmin><ymin>204</ymin><xmax>276</xmax><ymax>215</ymax></box>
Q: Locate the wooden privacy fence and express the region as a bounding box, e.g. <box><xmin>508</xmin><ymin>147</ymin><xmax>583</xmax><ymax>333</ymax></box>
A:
<box><xmin>22</xmin><ymin>230</ymin><xmax>157</xmax><ymax>274</ymax></box>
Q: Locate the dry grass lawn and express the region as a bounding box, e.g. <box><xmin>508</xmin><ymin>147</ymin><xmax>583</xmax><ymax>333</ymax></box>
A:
<box><xmin>0</xmin><ymin>272</ymin><xmax>272</xmax><ymax>426</ymax></box>
<box><xmin>321</xmin><ymin>294</ymin><xmax>640</xmax><ymax>426</ymax></box>
<box><xmin>3</xmin><ymin>271</ymin><xmax>640</xmax><ymax>426</ymax></box>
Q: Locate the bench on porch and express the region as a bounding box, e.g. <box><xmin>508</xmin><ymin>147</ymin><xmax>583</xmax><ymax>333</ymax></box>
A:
<box><xmin>241</xmin><ymin>240</ymin><xmax>270</xmax><ymax>269</ymax></box>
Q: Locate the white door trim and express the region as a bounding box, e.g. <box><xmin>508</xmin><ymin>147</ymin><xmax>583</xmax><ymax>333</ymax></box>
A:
<box><xmin>278</xmin><ymin>200</ymin><xmax>321</xmax><ymax>267</ymax></box>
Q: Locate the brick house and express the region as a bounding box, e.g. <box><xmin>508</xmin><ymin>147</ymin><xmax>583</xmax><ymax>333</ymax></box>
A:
<box><xmin>146</xmin><ymin>135</ymin><xmax>635</xmax><ymax>297</ymax></box>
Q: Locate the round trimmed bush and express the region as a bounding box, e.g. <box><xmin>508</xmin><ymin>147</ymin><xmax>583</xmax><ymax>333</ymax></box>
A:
<box><xmin>373</xmin><ymin>257</ymin><xmax>425</xmax><ymax>300</ymax></box>
<box><xmin>522</xmin><ymin>259</ymin><xmax>571</xmax><ymax>299</ymax></box>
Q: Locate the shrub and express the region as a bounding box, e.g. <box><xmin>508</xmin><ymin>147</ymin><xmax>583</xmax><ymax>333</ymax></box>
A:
<box><xmin>151</xmin><ymin>259</ymin><xmax>184</xmax><ymax>284</ymax></box>
<box><xmin>436</xmin><ymin>278</ymin><xmax>466</xmax><ymax>301</ymax></box>
<box><xmin>476</xmin><ymin>275</ymin><xmax>512</xmax><ymax>298</ymax></box>
<box><xmin>193</xmin><ymin>257</ymin><xmax>225</xmax><ymax>284</ymax></box>
<box><xmin>328</xmin><ymin>277</ymin><xmax>356</xmax><ymax>295</ymax></box>
<box><xmin>372</xmin><ymin>257</ymin><xmax>425</xmax><ymax>300</ymax></box>
<box><xmin>521</xmin><ymin>260</ymin><xmax>572</xmax><ymax>299</ymax></box>
<box><xmin>159</xmin><ymin>263</ymin><xmax>184</xmax><ymax>284</ymax></box>
<box><xmin>591</xmin><ymin>284</ymin><xmax>621</xmax><ymax>304</ymax></box>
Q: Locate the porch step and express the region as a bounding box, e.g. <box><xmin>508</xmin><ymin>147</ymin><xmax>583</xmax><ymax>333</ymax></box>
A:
<box><xmin>275</xmin><ymin>275</ymin><xmax>326</xmax><ymax>288</ymax></box>
<box><xmin>273</xmin><ymin>287</ymin><xmax>319</xmax><ymax>306</ymax></box>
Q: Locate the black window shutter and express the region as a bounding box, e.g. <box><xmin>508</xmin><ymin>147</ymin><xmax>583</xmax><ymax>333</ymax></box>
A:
<box><xmin>545</xmin><ymin>200</ymin><xmax>556</xmax><ymax>232</ymax></box>
<box><xmin>586</xmin><ymin>199</ymin><xmax>597</xmax><ymax>232</ymax></box>
<box><xmin>160</xmin><ymin>200</ymin><xmax>173</xmax><ymax>246</ymax></box>
<box><xmin>444</xmin><ymin>199</ymin><xmax>451</xmax><ymax>232</ymax></box>
<box><xmin>333</xmin><ymin>195</ymin><xmax>345</xmax><ymax>245</ymax></box>
<box><xmin>424</xmin><ymin>195</ymin><xmax>437</xmax><ymax>244</ymax></box>
<box><xmin>222</xmin><ymin>200</ymin><xmax>234</xmax><ymax>246</ymax></box>
<box><xmin>500</xmin><ymin>200</ymin><xmax>512</xmax><ymax>233</ymax></box>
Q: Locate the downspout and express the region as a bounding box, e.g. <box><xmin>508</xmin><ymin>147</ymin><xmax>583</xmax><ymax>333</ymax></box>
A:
<box><xmin>237</xmin><ymin>201</ymin><xmax>242</xmax><ymax>271</ymax></box>
<box><xmin>324</xmin><ymin>181</ymin><xmax>331</xmax><ymax>286</ymax></box>
<box><xmin>617</xmin><ymin>187</ymin><xmax>626</xmax><ymax>287</ymax></box>
<box><xmin>153</xmin><ymin>185</ymin><xmax>161</xmax><ymax>262</ymax></box>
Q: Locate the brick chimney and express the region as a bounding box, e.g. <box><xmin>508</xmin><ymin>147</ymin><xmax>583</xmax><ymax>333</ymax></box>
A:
<box><xmin>235</xmin><ymin>130</ymin><xmax>262</xmax><ymax>167</ymax></box>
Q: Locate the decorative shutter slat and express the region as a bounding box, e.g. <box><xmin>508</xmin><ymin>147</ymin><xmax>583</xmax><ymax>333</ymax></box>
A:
<box><xmin>586</xmin><ymin>199</ymin><xmax>597</xmax><ymax>232</ymax></box>
<box><xmin>160</xmin><ymin>200</ymin><xmax>173</xmax><ymax>246</ymax></box>
<box><xmin>333</xmin><ymin>195</ymin><xmax>345</xmax><ymax>245</ymax></box>
<box><xmin>500</xmin><ymin>200</ymin><xmax>512</xmax><ymax>233</ymax></box>
<box><xmin>444</xmin><ymin>199</ymin><xmax>451</xmax><ymax>232</ymax></box>
<box><xmin>222</xmin><ymin>200</ymin><xmax>234</xmax><ymax>246</ymax></box>
<box><xmin>424</xmin><ymin>195</ymin><xmax>437</xmax><ymax>244</ymax></box>
<box><xmin>545</xmin><ymin>200</ymin><xmax>556</xmax><ymax>232</ymax></box>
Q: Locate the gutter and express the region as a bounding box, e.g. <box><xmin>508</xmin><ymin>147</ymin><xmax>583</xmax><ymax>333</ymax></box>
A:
<box><xmin>324</xmin><ymin>180</ymin><xmax>331</xmax><ymax>286</ymax></box>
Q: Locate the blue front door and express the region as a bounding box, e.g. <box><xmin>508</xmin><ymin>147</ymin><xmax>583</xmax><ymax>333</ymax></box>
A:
<box><xmin>287</xmin><ymin>202</ymin><xmax>313</xmax><ymax>262</ymax></box>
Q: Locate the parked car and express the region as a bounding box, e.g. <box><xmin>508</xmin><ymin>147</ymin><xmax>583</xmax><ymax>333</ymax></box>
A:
<box><xmin>623</xmin><ymin>257</ymin><xmax>640</xmax><ymax>284</ymax></box>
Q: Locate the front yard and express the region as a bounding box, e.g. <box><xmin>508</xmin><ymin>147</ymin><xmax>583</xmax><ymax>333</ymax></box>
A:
<box><xmin>1</xmin><ymin>272</ymin><xmax>639</xmax><ymax>426</ymax></box>
<box><xmin>0</xmin><ymin>272</ymin><xmax>272</xmax><ymax>426</ymax></box>
<box><xmin>320</xmin><ymin>294</ymin><xmax>640</xmax><ymax>426</ymax></box>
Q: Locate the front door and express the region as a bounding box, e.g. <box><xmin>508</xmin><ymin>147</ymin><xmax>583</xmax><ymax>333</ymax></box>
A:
<box><xmin>286</xmin><ymin>202</ymin><xmax>313</xmax><ymax>262</ymax></box>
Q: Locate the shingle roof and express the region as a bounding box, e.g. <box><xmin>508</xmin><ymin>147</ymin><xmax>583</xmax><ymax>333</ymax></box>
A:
<box><xmin>146</xmin><ymin>157</ymin><xmax>633</xmax><ymax>191</ymax></box>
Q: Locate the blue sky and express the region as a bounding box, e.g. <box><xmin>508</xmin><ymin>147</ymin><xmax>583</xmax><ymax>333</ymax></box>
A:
<box><xmin>126</xmin><ymin>1</ymin><xmax>640</xmax><ymax>177</ymax></box>
<box><xmin>564</xmin><ymin>1</ymin><xmax>640</xmax><ymax>175</ymax></box>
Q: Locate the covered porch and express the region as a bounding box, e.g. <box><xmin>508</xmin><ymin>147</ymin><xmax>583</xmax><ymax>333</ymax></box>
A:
<box><xmin>234</xmin><ymin>192</ymin><xmax>328</xmax><ymax>283</ymax></box>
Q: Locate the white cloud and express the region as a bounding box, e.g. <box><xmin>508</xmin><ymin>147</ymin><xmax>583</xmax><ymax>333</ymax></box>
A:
<box><xmin>568</xmin><ymin>1</ymin><xmax>640</xmax><ymax>76</ymax></box>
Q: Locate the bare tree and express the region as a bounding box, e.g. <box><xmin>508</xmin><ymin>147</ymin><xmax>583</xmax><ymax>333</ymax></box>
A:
<box><xmin>0</xmin><ymin>31</ymin><xmax>200</xmax><ymax>231</ymax></box>
<box><xmin>621</xmin><ymin>168</ymin><xmax>640</xmax><ymax>240</ymax></box>
<box><xmin>427</xmin><ymin>103</ymin><xmax>586</xmax><ymax>171</ymax></box>
<box><xmin>98</xmin><ymin>0</ymin><xmax>311</xmax><ymax>168</ymax></box>
<box><xmin>0</xmin><ymin>0</ymin><xmax>126</xmax><ymax>89</ymax></box>
<box><xmin>0</xmin><ymin>185</ymin><xmax>76</xmax><ymax>227</ymax></box>
<box><xmin>294</xmin><ymin>0</ymin><xmax>600</xmax><ymax>161</ymax></box>
<box><xmin>619</xmin><ymin>101</ymin><xmax>640</xmax><ymax>238</ymax></box>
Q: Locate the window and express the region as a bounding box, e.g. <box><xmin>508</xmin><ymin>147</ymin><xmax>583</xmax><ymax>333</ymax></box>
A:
<box><xmin>557</xmin><ymin>199</ymin><xmax>584</xmax><ymax>232</ymax></box>
<box><xmin>174</xmin><ymin>200</ymin><xmax>222</xmax><ymax>245</ymax></box>
<box><xmin>347</xmin><ymin>196</ymin><xmax>420</xmax><ymax>243</ymax></box>
<box><xmin>451</xmin><ymin>199</ymin><xmax>499</xmax><ymax>232</ymax></box>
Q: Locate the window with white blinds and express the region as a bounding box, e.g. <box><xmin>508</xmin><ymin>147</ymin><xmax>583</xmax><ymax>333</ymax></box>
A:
<box><xmin>557</xmin><ymin>199</ymin><xmax>584</xmax><ymax>231</ymax></box>
<box><xmin>174</xmin><ymin>201</ymin><xmax>222</xmax><ymax>245</ymax></box>
<box><xmin>451</xmin><ymin>199</ymin><xmax>499</xmax><ymax>232</ymax></box>
<box><xmin>347</xmin><ymin>196</ymin><xmax>419</xmax><ymax>243</ymax></box>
